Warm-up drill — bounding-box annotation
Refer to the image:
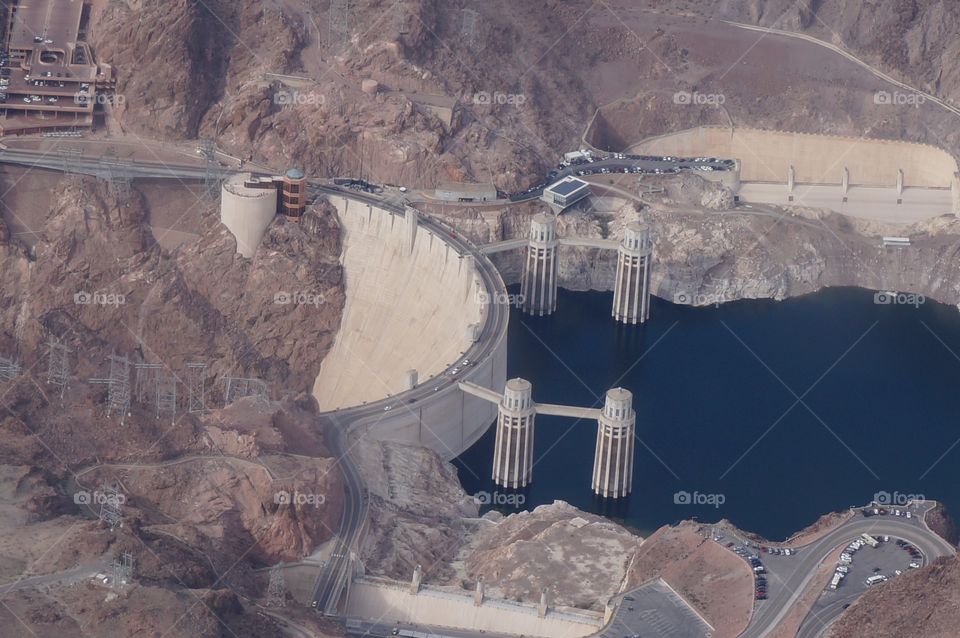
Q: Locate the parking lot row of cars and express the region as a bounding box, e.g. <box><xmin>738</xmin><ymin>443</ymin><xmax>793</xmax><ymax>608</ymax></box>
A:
<box><xmin>509</xmin><ymin>151</ymin><xmax>736</xmax><ymax>202</ymax></box>
<box><xmin>862</xmin><ymin>506</ymin><xmax>913</xmax><ymax>519</ymax></box>
<box><xmin>895</xmin><ymin>538</ymin><xmax>923</xmax><ymax>568</ymax></box>
<box><xmin>723</xmin><ymin>540</ymin><xmax>786</xmax><ymax>601</ymax></box>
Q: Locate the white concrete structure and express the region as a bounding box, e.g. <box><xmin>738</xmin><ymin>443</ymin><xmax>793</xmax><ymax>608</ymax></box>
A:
<box><xmin>314</xmin><ymin>196</ymin><xmax>508</xmax><ymax>458</ymax></box>
<box><xmin>542</xmin><ymin>176</ymin><xmax>590</xmax><ymax>211</ymax></box>
<box><xmin>612</xmin><ymin>222</ymin><xmax>652</xmax><ymax>324</ymax></box>
<box><xmin>463</xmin><ymin>379</ymin><xmax>637</xmax><ymax>498</ymax></box>
<box><xmin>219</xmin><ymin>172</ymin><xmax>277</xmax><ymax>258</ymax></box>
<box><xmin>592</xmin><ymin>388</ymin><xmax>636</xmax><ymax>499</ymax></box>
<box><xmin>492</xmin><ymin>378</ymin><xmax>536</xmax><ymax>489</ymax></box>
<box><xmin>520</xmin><ymin>213</ymin><xmax>559</xmax><ymax>315</ymax></box>
<box><xmin>347</xmin><ymin>579</ymin><xmax>601</xmax><ymax>638</ymax></box>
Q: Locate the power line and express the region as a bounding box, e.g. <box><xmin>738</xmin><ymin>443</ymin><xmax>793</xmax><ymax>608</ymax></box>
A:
<box><xmin>0</xmin><ymin>356</ymin><xmax>20</xmax><ymax>382</ymax></box>
<box><xmin>461</xmin><ymin>8</ymin><xmax>480</xmax><ymax>48</ymax></box>
<box><xmin>98</xmin><ymin>484</ymin><xmax>124</xmax><ymax>530</ymax></box>
<box><xmin>328</xmin><ymin>0</ymin><xmax>350</xmax><ymax>48</ymax></box>
<box><xmin>91</xmin><ymin>353</ymin><xmax>132</xmax><ymax>422</ymax></box>
<box><xmin>186</xmin><ymin>362</ymin><xmax>207</xmax><ymax>413</ymax></box>
<box><xmin>45</xmin><ymin>340</ymin><xmax>71</xmax><ymax>399</ymax></box>
<box><xmin>222</xmin><ymin>377</ymin><xmax>270</xmax><ymax>408</ymax></box>
<box><xmin>112</xmin><ymin>552</ymin><xmax>134</xmax><ymax>588</ymax></box>
<box><xmin>266</xmin><ymin>564</ymin><xmax>287</xmax><ymax>607</ymax></box>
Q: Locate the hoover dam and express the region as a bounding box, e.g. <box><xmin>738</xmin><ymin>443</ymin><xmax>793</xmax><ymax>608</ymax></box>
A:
<box><xmin>311</xmin><ymin>194</ymin><xmax>509</xmax><ymax>458</ymax></box>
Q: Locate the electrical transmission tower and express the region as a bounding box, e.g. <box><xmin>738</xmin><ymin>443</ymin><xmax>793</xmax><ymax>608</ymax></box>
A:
<box><xmin>98</xmin><ymin>149</ymin><xmax>131</xmax><ymax>199</ymax></box>
<box><xmin>112</xmin><ymin>552</ymin><xmax>134</xmax><ymax>588</ymax></box>
<box><xmin>186</xmin><ymin>362</ymin><xmax>207</xmax><ymax>413</ymax></box>
<box><xmin>460</xmin><ymin>8</ymin><xmax>480</xmax><ymax>48</ymax></box>
<box><xmin>57</xmin><ymin>145</ymin><xmax>84</xmax><ymax>189</ymax></box>
<box><xmin>98</xmin><ymin>484</ymin><xmax>124</xmax><ymax>530</ymax></box>
<box><xmin>45</xmin><ymin>340</ymin><xmax>71</xmax><ymax>399</ymax></box>
<box><xmin>222</xmin><ymin>377</ymin><xmax>270</xmax><ymax>408</ymax></box>
<box><xmin>199</xmin><ymin>138</ymin><xmax>221</xmax><ymax>199</ymax></box>
<box><xmin>266</xmin><ymin>564</ymin><xmax>287</xmax><ymax>607</ymax></box>
<box><xmin>91</xmin><ymin>354</ymin><xmax>132</xmax><ymax>421</ymax></box>
<box><xmin>156</xmin><ymin>371</ymin><xmax>177</xmax><ymax>423</ymax></box>
<box><xmin>328</xmin><ymin>0</ymin><xmax>350</xmax><ymax>48</ymax></box>
<box><xmin>0</xmin><ymin>356</ymin><xmax>20</xmax><ymax>382</ymax></box>
<box><xmin>134</xmin><ymin>363</ymin><xmax>162</xmax><ymax>405</ymax></box>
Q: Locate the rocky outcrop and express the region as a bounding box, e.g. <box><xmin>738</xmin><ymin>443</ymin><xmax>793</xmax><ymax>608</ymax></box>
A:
<box><xmin>354</xmin><ymin>439</ymin><xmax>478</xmax><ymax>582</ymax></box>
<box><xmin>0</xmin><ymin>177</ymin><xmax>344</xmax><ymax>397</ymax></box>
<box><xmin>458</xmin><ymin>501</ymin><xmax>641</xmax><ymax>610</ymax></box>
<box><xmin>926</xmin><ymin>502</ymin><xmax>959</xmax><ymax>547</ymax></box>
<box><xmin>827</xmin><ymin>555</ymin><xmax>960</xmax><ymax>638</ymax></box>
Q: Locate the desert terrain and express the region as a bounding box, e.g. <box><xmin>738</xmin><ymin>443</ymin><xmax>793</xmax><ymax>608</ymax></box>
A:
<box><xmin>1</xmin><ymin>1</ymin><xmax>960</xmax><ymax>636</ymax></box>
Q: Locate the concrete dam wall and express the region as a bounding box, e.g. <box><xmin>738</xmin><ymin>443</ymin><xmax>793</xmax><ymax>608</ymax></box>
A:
<box><xmin>313</xmin><ymin>195</ymin><xmax>507</xmax><ymax>459</ymax></box>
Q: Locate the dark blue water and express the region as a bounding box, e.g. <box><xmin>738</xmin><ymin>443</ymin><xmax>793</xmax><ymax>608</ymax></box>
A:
<box><xmin>454</xmin><ymin>286</ymin><xmax>960</xmax><ymax>540</ymax></box>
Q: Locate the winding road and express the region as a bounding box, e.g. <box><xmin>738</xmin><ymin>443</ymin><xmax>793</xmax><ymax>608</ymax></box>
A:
<box><xmin>304</xmin><ymin>185</ymin><xmax>510</xmax><ymax>616</ymax></box>
<box><xmin>739</xmin><ymin>503</ymin><xmax>954</xmax><ymax>638</ymax></box>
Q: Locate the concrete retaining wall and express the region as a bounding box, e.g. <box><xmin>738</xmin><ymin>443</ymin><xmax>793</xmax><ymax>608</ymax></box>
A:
<box><xmin>347</xmin><ymin>580</ymin><xmax>601</xmax><ymax>638</ymax></box>
<box><xmin>628</xmin><ymin>126</ymin><xmax>958</xmax><ymax>188</ymax></box>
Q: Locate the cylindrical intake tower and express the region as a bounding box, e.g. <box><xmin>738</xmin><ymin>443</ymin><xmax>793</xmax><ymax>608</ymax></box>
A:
<box><xmin>592</xmin><ymin>387</ymin><xmax>636</xmax><ymax>498</ymax></box>
<box><xmin>520</xmin><ymin>213</ymin><xmax>559</xmax><ymax>316</ymax></box>
<box><xmin>492</xmin><ymin>378</ymin><xmax>536</xmax><ymax>489</ymax></box>
<box><xmin>612</xmin><ymin>222</ymin><xmax>653</xmax><ymax>324</ymax></box>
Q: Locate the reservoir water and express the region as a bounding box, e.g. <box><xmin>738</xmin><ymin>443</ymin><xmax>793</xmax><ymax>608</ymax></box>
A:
<box><xmin>454</xmin><ymin>286</ymin><xmax>960</xmax><ymax>540</ymax></box>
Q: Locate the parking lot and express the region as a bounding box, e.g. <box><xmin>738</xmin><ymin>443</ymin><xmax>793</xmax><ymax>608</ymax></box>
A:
<box><xmin>597</xmin><ymin>579</ymin><xmax>713</xmax><ymax>638</ymax></box>
<box><xmin>719</xmin><ymin>534</ymin><xmax>805</xmax><ymax>606</ymax></box>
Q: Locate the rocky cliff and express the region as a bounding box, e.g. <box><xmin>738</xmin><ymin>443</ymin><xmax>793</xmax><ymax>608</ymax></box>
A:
<box><xmin>429</xmin><ymin>175</ymin><xmax>960</xmax><ymax>308</ymax></box>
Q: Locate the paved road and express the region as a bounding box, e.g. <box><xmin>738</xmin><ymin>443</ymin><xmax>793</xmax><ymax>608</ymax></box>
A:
<box><xmin>0</xmin><ymin>146</ymin><xmax>238</xmax><ymax>180</ymax></box>
<box><xmin>345</xmin><ymin>618</ymin><xmax>499</xmax><ymax>637</ymax></box>
<box><xmin>0</xmin><ymin>148</ymin><xmax>509</xmax><ymax>622</ymax></box>
<box><xmin>305</xmin><ymin>185</ymin><xmax>509</xmax><ymax>616</ymax></box>
<box><xmin>509</xmin><ymin>154</ymin><xmax>733</xmax><ymax>202</ymax></box>
<box><xmin>737</xmin><ymin>502</ymin><xmax>954</xmax><ymax>638</ymax></box>
<box><xmin>0</xmin><ymin>560</ymin><xmax>108</xmax><ymax>595</ymax></box>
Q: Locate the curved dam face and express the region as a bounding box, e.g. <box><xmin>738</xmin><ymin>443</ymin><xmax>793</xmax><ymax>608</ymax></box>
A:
<box><xmin>314</xmin><ymin>195</ymin><xmax>507</xmax><ymax>458</ymax></box>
